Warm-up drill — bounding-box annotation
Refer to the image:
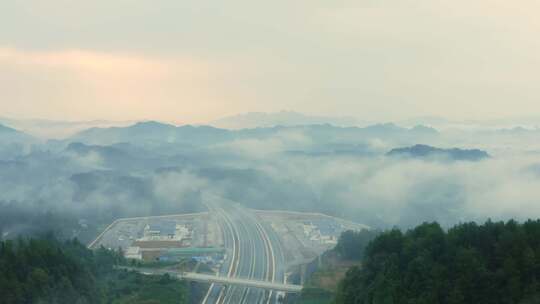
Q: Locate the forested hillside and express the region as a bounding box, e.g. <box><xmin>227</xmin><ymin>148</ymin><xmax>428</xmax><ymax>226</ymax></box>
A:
<box><xmin>0</xmin><ymin>236</ymin><xmax>188</xmax><ymax>304</ymax></box>
<box><xmin>335</xmin><ymin>220</ymin><xmax>540</xmax><ymax>304</ymax></box>
<box><xmin>291</xmin><ymin>230</ymin><xmax>379</xmax><ymax>304</ymax></box>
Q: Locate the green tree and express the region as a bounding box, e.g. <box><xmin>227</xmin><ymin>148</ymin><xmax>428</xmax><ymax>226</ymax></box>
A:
<box><xmin>335</xmin><ymin>220</ymin><xmax>540</xmax><ymax>304</ymax></box>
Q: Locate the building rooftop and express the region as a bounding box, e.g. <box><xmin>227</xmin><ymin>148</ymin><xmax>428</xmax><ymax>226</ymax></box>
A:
<box><xmin>147</xmin><ymin>221</ymin><xmax>177</xmax><ymax>236</ymax></box>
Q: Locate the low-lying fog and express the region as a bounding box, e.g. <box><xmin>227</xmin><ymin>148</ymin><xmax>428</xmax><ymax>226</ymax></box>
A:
<box><xmin>2</xmin><ymin>118</ymin><xmax>540</xmax><ymax>240</ymax></box>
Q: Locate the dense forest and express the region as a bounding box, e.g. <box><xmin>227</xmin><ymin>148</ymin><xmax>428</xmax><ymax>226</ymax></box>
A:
<box><xmin>334</xmin><ymin>229</ymin><xmax>379</xmax><ymax>261</ymax></box>
<box><xmin>288</xmin><ymin>229</ymin><xmax>379</xmax><ymax>304</ymax></box>
<box><xmin>0</xmin><ymin>236</ymin><xmax>188</xmax><ymax>304</ymax></box>
<box><xmin>334</xmin><ymin>220</ymin><xmax>540</xmax><ymax>304</ymax></box>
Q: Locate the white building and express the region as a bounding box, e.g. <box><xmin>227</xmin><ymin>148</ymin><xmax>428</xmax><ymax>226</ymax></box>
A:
<box><xmin>125</xmin><ymin>246</ymin><xmax>142</xmax><ymax>260</ymax></box>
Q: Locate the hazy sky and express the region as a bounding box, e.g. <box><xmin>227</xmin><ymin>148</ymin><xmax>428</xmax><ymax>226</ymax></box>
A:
<box><xmin>1</xmin><ymin>0</ymin><xmax>540</xmax><ymax>123</ymax></box>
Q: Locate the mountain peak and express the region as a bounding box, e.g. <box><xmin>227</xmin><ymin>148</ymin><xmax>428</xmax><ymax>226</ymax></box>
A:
<box><xmin>411</xmin><ymin>125</ymin><xmax>439</xmax><ymax>134</ymax></box>
<box><xmin>387</xmin><ymin>144</ymin><xmax>489</xmax><ymax>161</ymax></box>
<box><xmin>0</xmin><ymin>123</ymin><xmax>18</xmax><ymax>133</ymax></box>
<box><xmin>131</xmin><ymin>121</ymin><xmax>176</xmax><ymax>129</ymax></box>
<box><xmin>209</xmin><ymin>111</ymin><xmax>359</xmax><ymax>129</ymax></box>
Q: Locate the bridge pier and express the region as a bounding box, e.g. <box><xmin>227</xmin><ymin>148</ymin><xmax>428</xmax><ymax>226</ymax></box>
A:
<box><xmin>300</xmin><ymin>264</ymin><xmax>307</xmax><ymax>286</ymax></box>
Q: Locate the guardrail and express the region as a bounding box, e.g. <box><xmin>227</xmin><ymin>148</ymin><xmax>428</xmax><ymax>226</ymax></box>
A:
<box><xmin>179</xmin><ymin>272</ymin><xmax>302</xmax><ymax>293</ymax></box>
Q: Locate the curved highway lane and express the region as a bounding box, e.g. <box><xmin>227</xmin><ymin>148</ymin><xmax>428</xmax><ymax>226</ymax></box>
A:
<box><xmin>202</xmin><ymin>203</ymin><xmax>286</xmax><ymax>304</ymax></box>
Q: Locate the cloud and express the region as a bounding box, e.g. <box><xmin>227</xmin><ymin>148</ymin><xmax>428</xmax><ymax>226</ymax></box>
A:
<box><xmin>152</xmin><ymin>170</ymin><xmax>208</xmax><ymax>202</ymax></box>
<box><xmin>0</xmin><ymin>48</ymin><xmax>166</xmax><ymax>74</ymax></box>
<box><xmin>215</xmin><ymin>129</ymin><xmax>313</xmax><ymax>159</ymax></box>
<box><xmin>2</xmin><ymin>1</ymin><xmax>540</xmax><ymax>122</ymax></box>
<box><xmin>238</xmin><ymin>150</ymin><xmax>540</xmax><ymax>228</ymax></box>
<box><xmin>65</xmin><ymin>150</ymin><xmax>106</xmax><ymax>169</ymax></box>
<box><xmin>0</xmin><ymin>47</ymin><xmax>233</xmax><ymax>122</ymax></box>
<box><xmin>3</xmin><ymin>117</ymin><xmax>540</xmax><ymax>236</ymax></box>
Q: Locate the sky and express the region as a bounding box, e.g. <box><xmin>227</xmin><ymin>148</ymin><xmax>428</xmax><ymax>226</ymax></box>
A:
<box><xmin>1</xmin><ymin>0</ymin><xmax>540</xmax><ymax>124</ymax></box>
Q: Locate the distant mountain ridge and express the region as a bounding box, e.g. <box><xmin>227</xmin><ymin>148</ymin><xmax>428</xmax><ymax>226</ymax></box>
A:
<box><xmin>0</xmin><ymin>117</ymin><xmax>135</xmax><ymax>139</ymax></box>
<box><xmin>71</xmin><ymin>121</ymin><xmax>232</xmax><ymax>146</ymax></box>
<box><xmin>0</xmin><ymin>123</ymin><xmax>19</xmax><ymax>134</ymax></box>
<box><xmin>387</xmin><ymin>144</ymin><xmax>490</xmax><ymax>161</ymax></box>
<box><xmin>0</xmin><ymin>123</ymin><xmax>35</xmax><ymax>143</ymax></box>
<box><xmin>68</xmin><ymin>121</ymin><xmax>439</xmax><ymax>147</ymax></box>
<box><xmin>209</xmin><ymin>111</ymin><xmax>361</xmax><ymax>129</ymax></box>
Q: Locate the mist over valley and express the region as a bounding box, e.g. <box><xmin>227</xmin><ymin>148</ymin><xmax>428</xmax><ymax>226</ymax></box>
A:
<box><xmin>2</xmin><ymin>114</ymin><xmax>539</xmax><ymax>241</ymax></box>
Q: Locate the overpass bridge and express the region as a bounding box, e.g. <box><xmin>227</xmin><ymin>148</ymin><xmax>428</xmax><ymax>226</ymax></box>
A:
<box><xmin>132</xmin><ymin>267</ymin><xmax>302</xmax><ymax>293</ymax></box>
<box><xmin>178</xmin><ymin>272</ymin><xmax>303</xmax><ymax>293</ymax></box>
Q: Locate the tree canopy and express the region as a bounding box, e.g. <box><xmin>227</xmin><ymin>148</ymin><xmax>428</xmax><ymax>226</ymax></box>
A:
<box><xmin>335</xmin><ymin>229</ymin><xmax>379</xmax><ymax>261</ymax></box>
<box><xmin>0</xmin><ymin>236</ymin><xmax>187</xmax><ymax>304</ymax></box>
<box><xmin>335</xmin><ymin>220</ymin><xmax>540</xmax><ymax>304</ymax></box>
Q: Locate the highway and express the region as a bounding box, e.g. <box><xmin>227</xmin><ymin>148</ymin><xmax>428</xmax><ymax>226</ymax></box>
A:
<box><xmin>202</xmin><ymin>201</ymin><xmax>287</xmax><ymax>304</ymax></box>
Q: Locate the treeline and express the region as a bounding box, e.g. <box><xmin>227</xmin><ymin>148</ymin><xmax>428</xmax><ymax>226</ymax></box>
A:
<box><xmin>334</xmin><ymin>229</ymin><xmax>379</xmax><ymax>261</ymax></box>
<box><xmin>334</xmin><ymin>220</ymin><xmax>540</xmax><ymax>304</ymax></box>
<box><xmin>0</xmin><ymin>204</ymin><xmax>89</xmax><ymax>241</ymax></box>
<box><xmin>0</xmin><ymin>236</ymin><xmax>187</xmax><ymax>304</ymax></box>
